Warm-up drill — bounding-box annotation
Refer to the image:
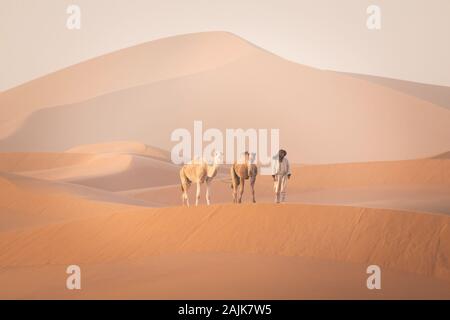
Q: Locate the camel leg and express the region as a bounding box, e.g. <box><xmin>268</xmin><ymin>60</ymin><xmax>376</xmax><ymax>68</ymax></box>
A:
<box><xmin>180</xmin><ymin>186</ymin><xmax>185</xmax><ymax>206</ymax></box>
<box><xmin>232</xmin><ymin>182</ymin><xmax>238</xmax><ymax>203</ymax></box>
<box><xmin>238</xmin><ymin>179</ymin><xmax>245</xmax><ymax>203</ymax></box>
<box><xmin>231</xmin><ymin>167</ymin><xmax>238</xmax><ymax>203</ymax></box>
<box><xmin>184</xmin><ymin>192</ymin><xmax>190</xmax><ymax>207</ymax></box>
<box><xmin>181</xmin><ymin>185</ymin><xmax>186</xmax><ymax>206</ymax></box>
<box><xmin>231</xmin><ymin>183</ymin><xmax>236</xmax><ymax>203</ymax></box>
<box><xmin>233</xmin><ymin>178</ymin><xmax>240</xmax><ymax>203</ymax></box>
<box><xmin>185</xmin><ymin>185</ymin><xmax>190</xmax><ymax>207</ymax></box>
<box><xmin>181</xmin><ymin>182</ymin><xmax>190</xmax><ymax>207</ymax></box>
<box><xmin>195</xmin><ymin>181</ymin><xmax>201</xmax><ymax>206</ymax></box>
<box><xmin>250</xmin><ymin>176</ymin><xmax>256</xmax><ymax>203</ymax></box>
<box><xmin>206</xmin><ymin>179</ymin><xmax>211</xmax><ymax>205</ymax></box>
<box><xmin>180</xmin><ymin>170</ymin><xmax>190</xmax><ymax>207</ymax></box>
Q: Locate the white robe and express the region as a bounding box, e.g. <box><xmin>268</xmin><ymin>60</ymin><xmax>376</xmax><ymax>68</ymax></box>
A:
<box><xmin>271</xmin><ymin>157</ymin><xmax>291</xmax><ymax>176</ymax></box>
<box><xmin>272</xmin><ymin>157</ymin><xmax>291</xmax><ymax>202</ymax></box>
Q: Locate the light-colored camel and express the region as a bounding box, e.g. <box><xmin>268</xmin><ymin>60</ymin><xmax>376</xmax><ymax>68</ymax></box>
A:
<box><xmin>180</xmin><ymin>151</ymin><xmax>222</xmax><ymax>206</ymax></box>
<box><xmin>231</xmin><ymin>152</ymin><xmax>258</xmax><ymax>203</ymax></box>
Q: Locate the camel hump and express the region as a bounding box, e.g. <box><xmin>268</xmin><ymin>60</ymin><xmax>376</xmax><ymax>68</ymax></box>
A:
<box><xmin>180</xmin><ymin>162</ymin><xmax>208</xmax><ymax>183</ymax></box>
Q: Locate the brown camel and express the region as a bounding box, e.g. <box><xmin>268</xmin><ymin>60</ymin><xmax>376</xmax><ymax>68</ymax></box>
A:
<box><xmin>231</xmin><ymin>152</ymin><xmax>258</xmax><ymax>203</ymax></box>
<box><xmin>180</xmin><ymin>151</ymin><xmax>222</xmax><ymax>206</ymax></box>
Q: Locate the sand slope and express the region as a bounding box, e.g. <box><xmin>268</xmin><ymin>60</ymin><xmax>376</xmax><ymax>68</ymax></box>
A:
<box><xmin>1</xmin><ymin>32</ymin><xmax>450</xmax><ymax>163</ymax></box>
<box><xmin>0</xmin><ymin>32</ymin><xmax>255</xmax><ymax>139</ymax></box>
<box><xmin>3</xmin><ymin>253</ymin><xmax>450</xmax><ymax>300</ymax></box>
<box><xmin>1</xmin><ymin>144</ymin><xmax>449</xmax><ymax>298</ymax></box>
<box><xmin>0</xmin><ymin>142</ymin><xmax>180</xmax><ymax>191</ymax></box>
<box><xmin>340</xmin><ymin>72</ymin><xmax>450</xmax><ymax>110</ymax></box>
<box><xmin>66</xmin><ymin>141</ymin><xmax>170</xmax><ymax>161</ymax></box>
<box><xmin>434</xmin><ymin>151</ymin><xmax>450</xmax><ymax>159</ymax></box>
<box><xmin>0</xmin><ymin>172</ymin><xmax>145</xmax><ymax>231</ymax></box>
<box><xmin>0</xmin><ymin>193</ymin><xmax>449</xmax><ymax>299</ymax></box>
<box><xmin>4</xmin><ymin>202</ymin><xmax>449</xmax><ymax>279</ymax></box>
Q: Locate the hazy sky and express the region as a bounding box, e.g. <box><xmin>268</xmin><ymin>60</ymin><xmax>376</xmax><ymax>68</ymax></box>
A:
<box><xmin>1</xmin><ymin>0</ymin><xmax>449</xmax><ymax>91</ymax></box>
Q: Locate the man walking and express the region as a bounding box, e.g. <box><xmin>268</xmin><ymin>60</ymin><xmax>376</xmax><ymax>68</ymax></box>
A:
<box><xmin>271</xmin><ymin>149</ymin><xmax>291</xmax><ymax>203</ymax></box>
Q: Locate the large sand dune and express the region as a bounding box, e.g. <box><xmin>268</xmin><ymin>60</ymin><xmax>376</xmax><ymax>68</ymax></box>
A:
<box><xmin>1</xmin><ymin>32</ymin><xmax>450</xmax><ymax>163</ymax></box>
<box><xmin>0</xmin><ymin>143</ymin><xmax>449</xmax><ymax>298</ymax></box>
<box><xmin>0</xmin><ymin>32</ymin><xmax>255</xmax><ymax>139</ymax></box>
<box><xmin>1</xmin><ymin>173</ymin><xmax>449</xmax><ymax>299</ymax></box>
<box><xmin>4</xmin><ymin>201</ymin><xmax>449</xmax><ymax>279</ymax></box>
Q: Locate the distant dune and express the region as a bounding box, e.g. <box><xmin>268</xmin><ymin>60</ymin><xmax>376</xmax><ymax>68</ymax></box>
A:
<box><xmin>0</xmin><ymin>142</ymin><xmax>179</xmax><ymax>191</ymax></box>
<box><xmin>1</xmin><ymin>32</ymin><xmax>450</xmax><ymax>163</ymax></box>
<box><xmin>339</xmin><ymin>72</ymin><xmax>450</xmax><ymax>110</ymax></box>
<box><xmin>66</xmin><ymin>141</ymin><xmax>171</xmax><ymax>161</ymax></box>
<box><xmin>433</xmin><ymin>151</ymin><xmax>450</xmax><ymax>159</ymax></box>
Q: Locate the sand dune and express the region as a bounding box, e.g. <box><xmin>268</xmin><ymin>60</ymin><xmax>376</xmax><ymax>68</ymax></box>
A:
<box><xmin>66</xmin><ymin>154</ymin><xmax>179</xmax><ymax>191</ymax></box>
<box><xmin>0</xmin><ymin>142</ymin><xmax>180</xmax><ymax>190</ymax></box>
<box><xmin>0</xmin><ymin>172</ymin><xmax>146</xmax><ymax>231</ymax></box>
<box><xmin>339</xmin><ymin>72</ymin><xmax>450</xmax><ymax>110</ymax></box>
<box><xmin>4</xmin><ymin>202</ymin><xmax>446</xmax><ymax>279</ymax></box>
<box><xmin>1</xmin><ymin>32</ymin><xmax>450</xmax><ymax>163</ymax></box>
<box><xmin>1</xmin><ymin>32</ymin><xmax>450</xmax><ymax>299</ymax></box>
<box><xmin>0</xmin><ymin>32</ymin><xmax>255</xmax><ymax>139</ymax></box>
<box><xmin>0</xmin><ymin>152</ymin><xmax>96</xmax><ymax>172</ymax></box>
<box><xmin>1</xmin><ymin>145</ymin><xmax>449</xmax><ymax>298</ymax></box>
<box><xmin>3</xmin><ymin>253</ymin><xmax>450</xmax><ymax>300</ymax></box>
<box><xmin>433</xmin><ymin>151</ymin><xmax>450</xmax><ymax>159</ymax></box>
<box><xmin>66</xmin><ymin>141</ymin><xmax>170</xmax><ymax>161</ymax></box>
<box><xmin>0</xmin><ymin>187</ymin><xmax>449</xmax><ymax>298</ymax></box>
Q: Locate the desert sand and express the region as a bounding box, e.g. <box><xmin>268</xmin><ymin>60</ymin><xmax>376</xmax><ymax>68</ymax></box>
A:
<box><xmin>1</xmin><ymin>32</ymin><xmax>450</xmax><ymax>299</ymax></box>
<box><xmin>128</xmin><ymin>156</ymin><xmax>450</xmax><ymax>214</ymax></box>
<box><xmin>0</xmin><ymin>143</ymin><xmax>449</xmax><ymax>299</ymax></box>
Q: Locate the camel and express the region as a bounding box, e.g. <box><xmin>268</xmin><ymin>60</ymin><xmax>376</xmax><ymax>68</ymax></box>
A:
<box><xmin>231</xmin><ymin>152</ymin><xmax>258</xmax><ymax>203</ymax></box>
<box><xmin>180</xmin><ymin>151</ymin><xmax>223</xmax><ymax>206</ymax></box>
